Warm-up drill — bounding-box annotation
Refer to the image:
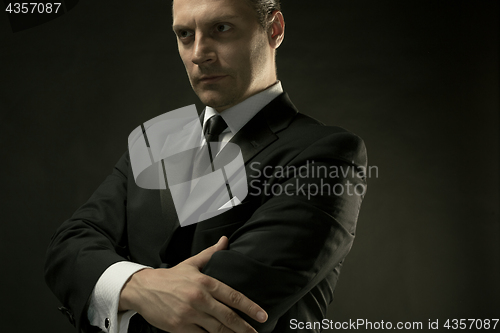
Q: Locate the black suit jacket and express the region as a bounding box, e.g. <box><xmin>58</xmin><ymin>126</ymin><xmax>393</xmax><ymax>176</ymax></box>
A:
<box><xmin>45</xmin><ymin>93</ymin><xmax>367</xmax><ymax>332</ymax></box>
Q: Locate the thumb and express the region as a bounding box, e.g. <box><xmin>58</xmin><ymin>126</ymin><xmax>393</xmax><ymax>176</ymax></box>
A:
<box><xmin>183</xmin><ymin>236</ymin><xmax>228</xmax><ymax>269</ymax></box>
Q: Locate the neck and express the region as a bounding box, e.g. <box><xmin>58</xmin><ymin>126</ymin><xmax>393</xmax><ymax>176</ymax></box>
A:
<box><xmin>214</xmin><ymin>79</ymin><xmax>278</xmax><ymax>113</ymax></box>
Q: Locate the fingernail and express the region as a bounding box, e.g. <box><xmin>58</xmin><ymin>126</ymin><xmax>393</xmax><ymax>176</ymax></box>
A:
<box><xmin>257</xmin><ymin>311</ymin><xmax>267</xmax><ymax>322</ymax></box>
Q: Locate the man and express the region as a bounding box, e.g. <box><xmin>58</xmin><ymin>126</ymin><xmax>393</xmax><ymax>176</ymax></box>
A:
<box><xmin>45</xmin><ymin>0</ymin><xmax>367</xmax><ymax>332</ymax></box>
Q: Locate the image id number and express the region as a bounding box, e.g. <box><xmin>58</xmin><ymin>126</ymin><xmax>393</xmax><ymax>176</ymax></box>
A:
<box><xmin>6</xmin><ymin>3</ymin><xmax>62</xmax><ymax>14</ymax></box>
<box><xmin>444</xmin><ymin>319</ymin><xmax>499</xmax><ymax>330</ymax></box>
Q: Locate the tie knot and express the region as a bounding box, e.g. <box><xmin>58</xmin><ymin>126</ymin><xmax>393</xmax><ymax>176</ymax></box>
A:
<box><xmin>204</xmin><ymin>115</ymin><xmax>228</xmax><ymax>141</ymax></box>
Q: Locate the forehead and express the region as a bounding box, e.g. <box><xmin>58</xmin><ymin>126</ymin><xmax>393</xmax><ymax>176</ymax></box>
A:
<box><xmin>173</xmin><ymin>0</ymin><xmax>255</xmax><ymax>26</ymax></box>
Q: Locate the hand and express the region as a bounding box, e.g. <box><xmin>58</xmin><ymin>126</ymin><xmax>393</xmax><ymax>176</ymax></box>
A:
<box><xmin>119</xmin><ymin>236</ymin><xmax>268</xmax><ymax>333</ymax></box>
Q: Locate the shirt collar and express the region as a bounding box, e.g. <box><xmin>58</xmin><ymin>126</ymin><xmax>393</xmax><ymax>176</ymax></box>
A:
<box><xmin>203</xmin><ymin>81</ymin><xmax>283</xmax><ymax>134</ymax></box>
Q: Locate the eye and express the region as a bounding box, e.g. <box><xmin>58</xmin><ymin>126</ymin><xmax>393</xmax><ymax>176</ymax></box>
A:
<box><xmin>178</xmin><ymin>30</ymin><xmax>194</xmax><ymax>39</ymax></box>
<box><xmin>216</xmin><ymin>24</ymin><xmax>231</xmax><ymax>33</ymax></box>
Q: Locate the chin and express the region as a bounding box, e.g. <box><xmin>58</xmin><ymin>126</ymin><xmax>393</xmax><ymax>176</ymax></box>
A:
<box><xmin>199</xmin><ymin>92</ymin><xmax>234</xmax><ymax>110</ymax></box>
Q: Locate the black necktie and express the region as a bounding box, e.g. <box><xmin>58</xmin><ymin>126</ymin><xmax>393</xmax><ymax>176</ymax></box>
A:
<box><xmin>193</xmin><ymin>115</ymin><xmax>228</xmax><ymax>178</ymax></box>
<box><xmin>205</xmin><ymin>114</ymin><xmax>228</xmax><ymax>141</ymax></box>
<box><xmin>203</xmin><ymin>114</ymin><xmax>234</xmax><ymax>208</ymax></box>
<box><xmin>204</xmin><ymin>115</ymin><xmax>228</xmax><ymax>166</ymax></box>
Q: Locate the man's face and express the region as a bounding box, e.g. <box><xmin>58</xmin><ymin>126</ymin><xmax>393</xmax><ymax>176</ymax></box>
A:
<box><xmin>173</xmin><ymin>0</ymin><xmax>275</xmax><ymax>111</ymax></box>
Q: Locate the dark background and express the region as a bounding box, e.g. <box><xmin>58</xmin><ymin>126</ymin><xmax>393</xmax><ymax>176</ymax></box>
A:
<box><xmin>1</xmin><ymin>1</ymin><xmax>498</xmax><ymax>332</ymax></box>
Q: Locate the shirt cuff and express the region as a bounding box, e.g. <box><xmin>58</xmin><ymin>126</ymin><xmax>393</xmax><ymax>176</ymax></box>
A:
<box><xmin>87</xmin><ymin>261</ymin><xmax>149</xmax><ymax>333</ymax></box>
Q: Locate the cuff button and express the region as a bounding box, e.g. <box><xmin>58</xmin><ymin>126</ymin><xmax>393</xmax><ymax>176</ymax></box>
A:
<box><xmin>104</xmin><ymin>318</ymin><xmax>110</xmax><ymax>330</ymax></box>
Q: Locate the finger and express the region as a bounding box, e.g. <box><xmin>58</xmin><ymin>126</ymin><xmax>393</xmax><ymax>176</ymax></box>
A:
<box><xmin>182</xmin><ymin>325</ymin><xmax>210</xmax><ymax>333</ymax></box>
<box><xmin>195</xmin><ymin>313</ymin><xmax>236</xmax><ymax>333</ymax></box>
<box><xmin>210</xmin><ymin>283</ymin><xmax>268</xmax><ymax>324</ymax></box>
<box><xmin>205</xmin><ymin>300</ymin><xmax>258</xmax><ymax>333</ymax></box>
<box><xmin>185</xmin><ymin>236</ymin><xmax>229</xmax><ymax>269</ymax></box>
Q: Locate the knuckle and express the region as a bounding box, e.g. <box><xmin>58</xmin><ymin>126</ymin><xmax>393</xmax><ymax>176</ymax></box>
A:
<box><xmin>176</xmin><ymin>304</ymin><xmax>191</xmax><ymax>317</ymax></box>
<box><xmin>246</xmin><ymin>303</ymin><xmax>256</xmax><ymax>315</ymax></box>
<box><xmin>169</xmin><ymin>316</ymin><xmax>182</xmax><ymax>330</ymax></box>
<box><xmin>224</xmin><ymin>310</ymin><xmax>238</xmax><ymax>326</ymax></box>
<box><xmin>187</xmin><ymin>289</ymin><xmax>206</xmax><ymax>303</ymax></box>
<box><xmin>216</xmin><ymin>322</ymin><xmax>227</xmax><ymax>333</ymax></box>
<box><xmin>195</xmin><ymin>274</ymin><xmax>211</xmax><ymax>287</ymax></box>
<box><xmin>229</xmin><ymin>290</ymin><xmax>243</xmax><ymax>305</ymax></box>
<box><xmin>207</xmin><ymin>278</ymin><xmax>219</xmax><ymax>293</ymax></box>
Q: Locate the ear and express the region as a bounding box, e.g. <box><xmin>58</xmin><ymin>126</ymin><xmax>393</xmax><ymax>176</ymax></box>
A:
<box><xmin>268</xmin><ymin>10</ymin><xmax>285</xmax><ymax>49</ymax></box>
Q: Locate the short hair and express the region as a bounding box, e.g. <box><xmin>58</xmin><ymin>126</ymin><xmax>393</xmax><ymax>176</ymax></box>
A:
<box><xmin>245</xmin><ymin>0</ymin><xmax>281</xmax><ymax>29</ymax></box>
<box><xmin>172</xmin><ymin>1</ymin><xmax>281</xmax><ymax>30</ymax></box>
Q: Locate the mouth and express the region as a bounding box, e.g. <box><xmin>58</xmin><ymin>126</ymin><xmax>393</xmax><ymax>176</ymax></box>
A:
<box><xmin>198</xmin><ymin>75</ymin><xmax>228</xmax><ymax>84</ymax></box>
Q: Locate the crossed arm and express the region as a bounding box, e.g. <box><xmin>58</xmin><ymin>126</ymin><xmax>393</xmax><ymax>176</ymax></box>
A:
<box><xmin>45</xmin><ymin>130</ymin><xmax>366</xmax><ymax>333</ymax></box>
<box><xmin>119</xmin><ymin>236</ymin><xmax>267</xmax><ymax>333</ymax></box>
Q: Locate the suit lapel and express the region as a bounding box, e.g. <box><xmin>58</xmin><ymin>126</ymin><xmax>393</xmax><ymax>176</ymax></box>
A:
<box><xmin>219</xmin><ymin>92</ymin><xmax>298</xmax><ymax>165</ymax></box>
<box><xmin>159</xmin><ymin>92</ymin><xmax>299</xmax><ymax>261</ymax></box>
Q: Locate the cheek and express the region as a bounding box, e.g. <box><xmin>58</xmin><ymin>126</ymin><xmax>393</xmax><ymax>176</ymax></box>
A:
<box><xmin>183</xmin><ymin>61</ymin><xmax>193</xmax><ymax>72</ymax></box>
<box><xmin>178</xmin><ymin>49</ymin><xmax>190</xmax><ymax>67</ymax></box>
<box><xmin>222</xmin><ymin>45</ymin><xmax>254</xmax><ymax>74</ymax></box>
<box><xmin>181</xmin><ymin>58</ymin><xmax>194</xmax><ymax>77</ymax></box>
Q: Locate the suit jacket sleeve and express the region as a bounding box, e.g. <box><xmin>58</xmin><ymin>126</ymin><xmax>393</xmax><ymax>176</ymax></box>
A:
<box><xmin>201</xmin><ymin>130</ymin><xmax>367</xmax><ymax>332</ymax></box>
<box><xmin>44</xmin><ymin>152</ymin><xmax>132</xmax><ymax>331</ymax></box>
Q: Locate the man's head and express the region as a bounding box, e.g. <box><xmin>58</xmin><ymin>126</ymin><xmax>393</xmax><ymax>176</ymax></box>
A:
<box><xmin>172</xmin><ymin>0</ymin><xmax>284</xmax><ymax>112</ymax></box>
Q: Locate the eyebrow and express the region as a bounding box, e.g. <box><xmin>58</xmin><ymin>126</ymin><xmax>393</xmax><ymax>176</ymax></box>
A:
<box><xmin>173</xmin><ymin>14</ymin><xmax>241</xmax><ymax>31</ymax></box>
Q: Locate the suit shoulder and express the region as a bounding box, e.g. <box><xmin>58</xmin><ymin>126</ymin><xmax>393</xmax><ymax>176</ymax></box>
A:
<box><xmin>289</xmin><ymin>113</ymin><xmax>367</xmax><ymax>167</ymax></box>
<box><xmin>291</xmin><ymin>112</ymin><xmax>363</xmax><ymax>140</ymax></box>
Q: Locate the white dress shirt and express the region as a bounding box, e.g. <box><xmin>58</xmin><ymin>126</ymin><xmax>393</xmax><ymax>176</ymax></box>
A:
<box><xmin>87</xmin><ymin>81</ymin><xmax>283</xmax><ymax>333</ymax></box>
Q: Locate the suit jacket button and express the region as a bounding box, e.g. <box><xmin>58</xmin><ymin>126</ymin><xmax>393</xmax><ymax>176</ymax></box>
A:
<box><xmin>105</xmin><ymin>318</ymin><xmax>110</xmax><ymax>330</ymax></box>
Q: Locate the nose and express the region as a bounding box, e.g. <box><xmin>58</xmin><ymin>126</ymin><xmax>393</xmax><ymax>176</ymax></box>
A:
<box><xmin>192</xmin><ymin>33</ymin><xmax>216</xmax><ymax>65</ymax></box>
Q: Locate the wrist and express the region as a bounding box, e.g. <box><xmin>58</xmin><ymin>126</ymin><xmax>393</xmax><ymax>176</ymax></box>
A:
<box><xmin>119</xmin><ymin>268</ymin><xmax>151</xmax><ymax>312</ymax></box>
